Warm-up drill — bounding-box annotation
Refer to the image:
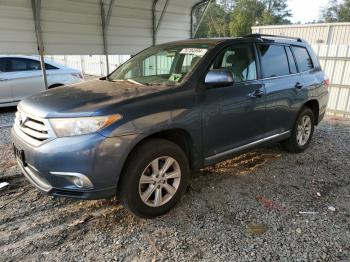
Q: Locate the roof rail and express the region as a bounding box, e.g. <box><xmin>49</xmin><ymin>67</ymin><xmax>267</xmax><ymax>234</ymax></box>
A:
<box><xmin>244</xmin><ymin>33</ymin><xmax>304</xmax><ymax>42</ymax></box>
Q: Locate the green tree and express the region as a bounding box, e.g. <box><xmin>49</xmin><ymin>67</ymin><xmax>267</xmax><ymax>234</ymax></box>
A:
<box><xmin>229</xmin><ymin>0</ymin><xmax>265</xmax><ymax>36</ymax></box>
<box><xmin>229</xmin><ymin>0</ymin><xmax>291</xmax><ymax>36</ymax></box>
<box><xmin>321</xmin><ymin>0</ymin><xmax>350</xmax><ymax>22</ymax></box>
<box><xmin>195</xmin><ymin>2</ymin><xmax>230</xmax><ymax>38</ymax></box>
<box><xmin>194</xmin><ymin>0</ymin><xmax>291</xmax><ymax>38</ymax></box>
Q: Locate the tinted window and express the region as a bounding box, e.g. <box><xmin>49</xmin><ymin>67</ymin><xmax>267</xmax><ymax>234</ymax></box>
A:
<box><xmin>0</xmin><ymin>58</ymin><xmax>7</xmax><ymax>72</ymax></box>
<box><xmin>45</xmin><ymin>63</ymin><xmax>58</xmax><ymax>70</ymax></box>
<box><xmin>211</xmin><ymin>44</ymin><xmax>257</xmax><ymax>82</ymax></box>
<box><xmin>285</xmin><ymin>47</ymin><xmax>297</xmax><ymax>74</ymax></box>
<box><xmin>292</xmin><ymin>46</ymin><xmax>314</xmax><ymax>72</ymax></box>
<box><xmin>259</xmin><ymin>44</ymin><xmax>290</xmax><ymax>78</ymax></box>
<box><xmin>7</xmin><ymin>58</ymin><xmax>57</xmax><ymax>72</ymax></box>
<box><xmin>8</xmin><ymin>58</ymin><xmax>27</xmax><ymax>72</ymax></box>
<box><xmin>26</xmin><ymin>59</ymin><xmax>41</xmax><ymax>70</ymax></box>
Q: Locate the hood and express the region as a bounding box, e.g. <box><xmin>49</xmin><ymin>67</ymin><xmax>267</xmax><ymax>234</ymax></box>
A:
<box><xmin>19</xmin><ymin>79</ymin><xmax>167</xmax><ymax>118</ymax></box>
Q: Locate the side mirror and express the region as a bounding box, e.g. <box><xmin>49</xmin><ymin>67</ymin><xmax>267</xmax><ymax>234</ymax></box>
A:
<box><xmin>204</xmin><ymin>69</ymin><xmax>234</xmax><ymax>87</ymax></box>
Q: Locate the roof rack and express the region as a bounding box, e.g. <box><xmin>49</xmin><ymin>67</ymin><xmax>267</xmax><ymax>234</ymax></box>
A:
<box><xmin>244</xmin><ymin>33</ymin><xmax>304</xmax><ymax>42</ymax></box>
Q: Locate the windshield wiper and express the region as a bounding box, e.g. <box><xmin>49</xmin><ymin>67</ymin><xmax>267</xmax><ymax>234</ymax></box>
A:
<box><xmin>111</xmin><ymin>79</ymin><xmax>145</xmax><ymax>86</ymax></box>
<box><xmin>125</xmin><ymin>79</ymin><xmax>145</xmax><ymax>86</ymax></box>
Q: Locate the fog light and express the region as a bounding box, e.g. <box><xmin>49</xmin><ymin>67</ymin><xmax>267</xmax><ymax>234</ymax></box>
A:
<box><xmin>73</xmin><ymin>177</ymin><xmax>84</xmax><ymax>188</ymax></box>
<box><xmin>50</xmin><ymin>171</ymin><xmax>94</xmax><ymax>189</ymax></box>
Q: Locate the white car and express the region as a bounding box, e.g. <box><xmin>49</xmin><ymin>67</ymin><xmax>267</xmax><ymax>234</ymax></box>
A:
<box><xmin>0</xmin><ymin>55</ymin><xmax>84</xmax><ymax>107</ymax></box>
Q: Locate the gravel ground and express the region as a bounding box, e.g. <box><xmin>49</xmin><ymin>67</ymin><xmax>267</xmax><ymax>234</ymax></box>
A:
<box><xmin>0</xmin><ymin>107</ymin><xmax>349</xmax><ymax>262</ymax></box>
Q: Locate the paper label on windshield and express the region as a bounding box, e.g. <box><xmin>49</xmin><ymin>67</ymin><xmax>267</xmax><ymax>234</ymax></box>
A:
<box><xmin>180</xmin><ymin>48</ymin><xmax>207</xmax><ymax>57</ymax></box>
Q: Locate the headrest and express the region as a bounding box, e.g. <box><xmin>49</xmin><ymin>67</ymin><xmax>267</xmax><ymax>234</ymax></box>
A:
<box><xmin>226</xmin><ymin>54</ymin><xmax>235</xmax><ymax>64</ymax></box>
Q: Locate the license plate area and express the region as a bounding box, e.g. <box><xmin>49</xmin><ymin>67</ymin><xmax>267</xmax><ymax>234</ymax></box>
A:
<box><xmin>13</xmin><ymin>144</ymin><xmax>27</xmax><ymax>167</ymax></box>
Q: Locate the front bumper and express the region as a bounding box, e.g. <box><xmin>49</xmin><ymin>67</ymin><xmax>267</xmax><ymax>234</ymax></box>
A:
<box><xmin>11</xmin><ymin>128</ymin><xmax>137</xmax><ymax>199</ymax></box>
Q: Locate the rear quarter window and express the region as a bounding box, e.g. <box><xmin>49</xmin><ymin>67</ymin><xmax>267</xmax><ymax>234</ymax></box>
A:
<box><xmin>45</xmin><ymin>63</ymin><xmax>58</xmax><ymax>70</ymax></box>
<box><xmin>292</xmin><ymin>46</ymin><xmax>314</xmax><ymax>72</ymax></box>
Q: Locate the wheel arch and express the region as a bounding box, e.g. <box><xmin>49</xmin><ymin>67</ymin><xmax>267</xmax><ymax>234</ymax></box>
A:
<box><xmin>117</xmin><ymin>128</ymin><xmax>195</xmax><ymax>189</ymax></box>
<box><xmin>303</xmin><ymin>99</ymin><xmax>320</xmax><ymax>125</ymax></box>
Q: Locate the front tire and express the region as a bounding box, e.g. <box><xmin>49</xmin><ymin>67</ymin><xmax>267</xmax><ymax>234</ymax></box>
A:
<box><xmin>281</xmin><ymin>107</ymin><xmax>315</xmax><ymax>153</ymax></box>
<box><xmin>117</xmin><ymin>139</ymin><xmax>189</xmax><ymax>218</ymax></box>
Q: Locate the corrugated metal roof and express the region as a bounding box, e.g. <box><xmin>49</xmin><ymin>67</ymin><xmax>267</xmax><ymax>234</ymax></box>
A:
<box><xmin>0</xmin><ymin>0</ymin><xmax>202</xmax><ymax>55</ymax></box>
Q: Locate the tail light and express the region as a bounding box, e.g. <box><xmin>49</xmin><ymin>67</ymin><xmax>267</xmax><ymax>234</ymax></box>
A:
<box><xmin>71</xmin><ymin>73</ymin><xmax>84</xmax><ymax>79</ymax></box>
<box><xmin>323</xmin><ymin>76</ymin><xmax>330</xmax><ymax>87</ymax></box>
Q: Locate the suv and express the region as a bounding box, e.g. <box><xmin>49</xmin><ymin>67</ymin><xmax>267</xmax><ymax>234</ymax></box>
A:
<box><xmin>12</xmin><ymin>35</ymin><xmax>329</xmax><ymax>218</ymax></box>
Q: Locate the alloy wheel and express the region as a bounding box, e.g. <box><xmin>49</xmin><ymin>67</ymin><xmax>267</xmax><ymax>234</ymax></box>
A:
<box><xmin>138</xmin><ymin>156</ymin><xmax>181</xmax><ymax>207</ymax></box>
<box><xmin>296</xmin><ymin>115</ymin><xmax>312</xmax><ymax>146</ymax></box>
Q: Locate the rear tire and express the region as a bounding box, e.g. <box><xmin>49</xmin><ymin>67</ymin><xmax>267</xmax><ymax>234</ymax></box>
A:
<box><xmin>117</xmin><ymin>138</ymin><xmax>189</xmax><ymax>218</ymax></box>
<box><xmin>281</xmin><ymin>107</ymin><xmax>314</xmax><ymax>153</ymax></box>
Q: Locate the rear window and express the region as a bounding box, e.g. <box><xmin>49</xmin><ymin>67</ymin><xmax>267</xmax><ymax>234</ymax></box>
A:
<box><xmin>292</xmin><ymin>46</ymin><xmax>314</xmax><ymax>72</ymax></box>
<box><xmin>258</xmin><ymin>44</ymin><xmax>290</xmax><ymax>78</ymax></box>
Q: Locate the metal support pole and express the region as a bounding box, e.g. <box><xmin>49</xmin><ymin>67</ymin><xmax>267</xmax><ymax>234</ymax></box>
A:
<box><xmin>192</xmin><ymin>0</ymin><xmax>211</xmax><ymax>38</ymax></box>
<box><xmin>100</xmin><ymin>0</ymin><xmax>115</xmax><ymax>75</ymax></box>
<box><xmin>190</xmin><ymin>0</ymin><xmax>210</xmax><ymax>38</ymax></box>
<box><xmin>31</xmin><ymin>0</ymin><xmax>48</xmax><ymax>89</ymax></box>
<box><xmin>152</xmin><ymin>0</ymin><xmax>169</xmax><ymax>45</ymax></box>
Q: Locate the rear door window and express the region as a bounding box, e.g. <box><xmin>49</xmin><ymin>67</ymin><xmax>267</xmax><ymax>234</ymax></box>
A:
<box><xmin>258</xmin><ymin>44</ymin><xmax>290</xmax><ymax>78</ymax></box>
<box><xmin>292</xmin><ymin>46</ymin><xmax>314</xmax><ymax>72</ymax></box>
<box><xmin>26</xmin><ymin>59</ymin><xmax>41</xmax><ymax>70</ymax></box>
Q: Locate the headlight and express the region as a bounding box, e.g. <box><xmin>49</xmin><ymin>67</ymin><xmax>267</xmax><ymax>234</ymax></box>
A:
<box><xmin>49</xmin><ymin>114</ymin><xmax>122</xmax><ymax>137</ymax></box>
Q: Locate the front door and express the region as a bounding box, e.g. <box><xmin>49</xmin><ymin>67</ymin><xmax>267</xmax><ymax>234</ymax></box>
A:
<box><xmin>201</xmin><ymin>43</ymin><xmax>266</xmax><ymax>159</ymax></box>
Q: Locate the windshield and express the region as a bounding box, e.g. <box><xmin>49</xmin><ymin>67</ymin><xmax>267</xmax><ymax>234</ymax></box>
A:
<box><xmin>108</xmin><ymin>44</ymin><xmax>212</xmax><ymax>86</ymax></box>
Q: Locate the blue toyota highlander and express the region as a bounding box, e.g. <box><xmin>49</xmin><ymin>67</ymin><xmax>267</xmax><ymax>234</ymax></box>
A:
<box><xmin>12</xmin><ymin>34</ymin><xmax>329</xmax><ymax>218</ymax></box>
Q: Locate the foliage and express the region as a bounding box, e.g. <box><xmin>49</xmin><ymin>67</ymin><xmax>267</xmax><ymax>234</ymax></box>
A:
<box><xmin>321</xmin><ymin>0</ymin><xmax>350</xmax><ymax>22</ymax></box>
<box><xmin>194</xmin><ymin>0</ymin><xmax>291</xmax><ymax>38</ymax></box>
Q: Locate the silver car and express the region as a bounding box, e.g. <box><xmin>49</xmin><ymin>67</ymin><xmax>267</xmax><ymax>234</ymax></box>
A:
<box><xmin>0</xmin><ymin>55</ymin><xmax>83</xmax><ymax>107</ymax></box>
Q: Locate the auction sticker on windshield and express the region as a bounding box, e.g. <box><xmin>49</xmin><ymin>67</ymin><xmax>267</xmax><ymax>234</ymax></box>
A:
<box><xmin>180</xmin><ymin>48</ymin><xmax>208</xmax><ymax>57</ymax></box>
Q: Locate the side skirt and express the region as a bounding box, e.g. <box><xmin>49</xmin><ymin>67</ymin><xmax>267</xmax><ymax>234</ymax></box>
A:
<box><xmin>204</xmin><ymin>131</ymin><xmax>291</xmax><ymax>166</ymax></box>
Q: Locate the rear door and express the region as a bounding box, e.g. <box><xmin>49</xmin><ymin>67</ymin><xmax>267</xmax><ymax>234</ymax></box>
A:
<box><xmin>201</xmin><ymin>43</ymin><xmax>266</xmax><ymax>158</ymax></box>
<box><xmin>0</xmin><ymin>58</ymin><xmax>13</xmax><ymax>104</ymax></box>
<box><xmin>7</xmin><ymin>58</ymin><xmax>45</xmax><ymax>101</ymax></box>
<box><xmin>258</xmin><ymin>44</ymin><xmax>304</xmax><ymax>135</ymax></box>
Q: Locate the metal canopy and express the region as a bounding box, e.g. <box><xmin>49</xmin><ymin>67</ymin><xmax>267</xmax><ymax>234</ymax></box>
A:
<box><xmin>0</xmin><ymin>0</ymin><xmax>208</xmax><ymax>55</ymax></box>
<box><xmin>0</xmin><ymin>0</ymin><xmax>208</xmax><ymax>87</ymax></box>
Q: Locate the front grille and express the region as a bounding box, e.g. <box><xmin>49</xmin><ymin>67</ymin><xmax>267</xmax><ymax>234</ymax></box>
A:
<box><xmin>14</xmin><ymin>109</ymin><xmax>50</xmax><ymax>145</ymax></box>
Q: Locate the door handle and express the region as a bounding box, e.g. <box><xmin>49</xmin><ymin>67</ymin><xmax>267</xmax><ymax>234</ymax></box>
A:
<box><xmin>249</xmin><ymin>89</ymin><xmax>264</xmax><ymax>98</ymax></box>
<box><xmin>295</xmin><ymin>82</ymin><xmax>303</xmax><ymax>89</ymax></box>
